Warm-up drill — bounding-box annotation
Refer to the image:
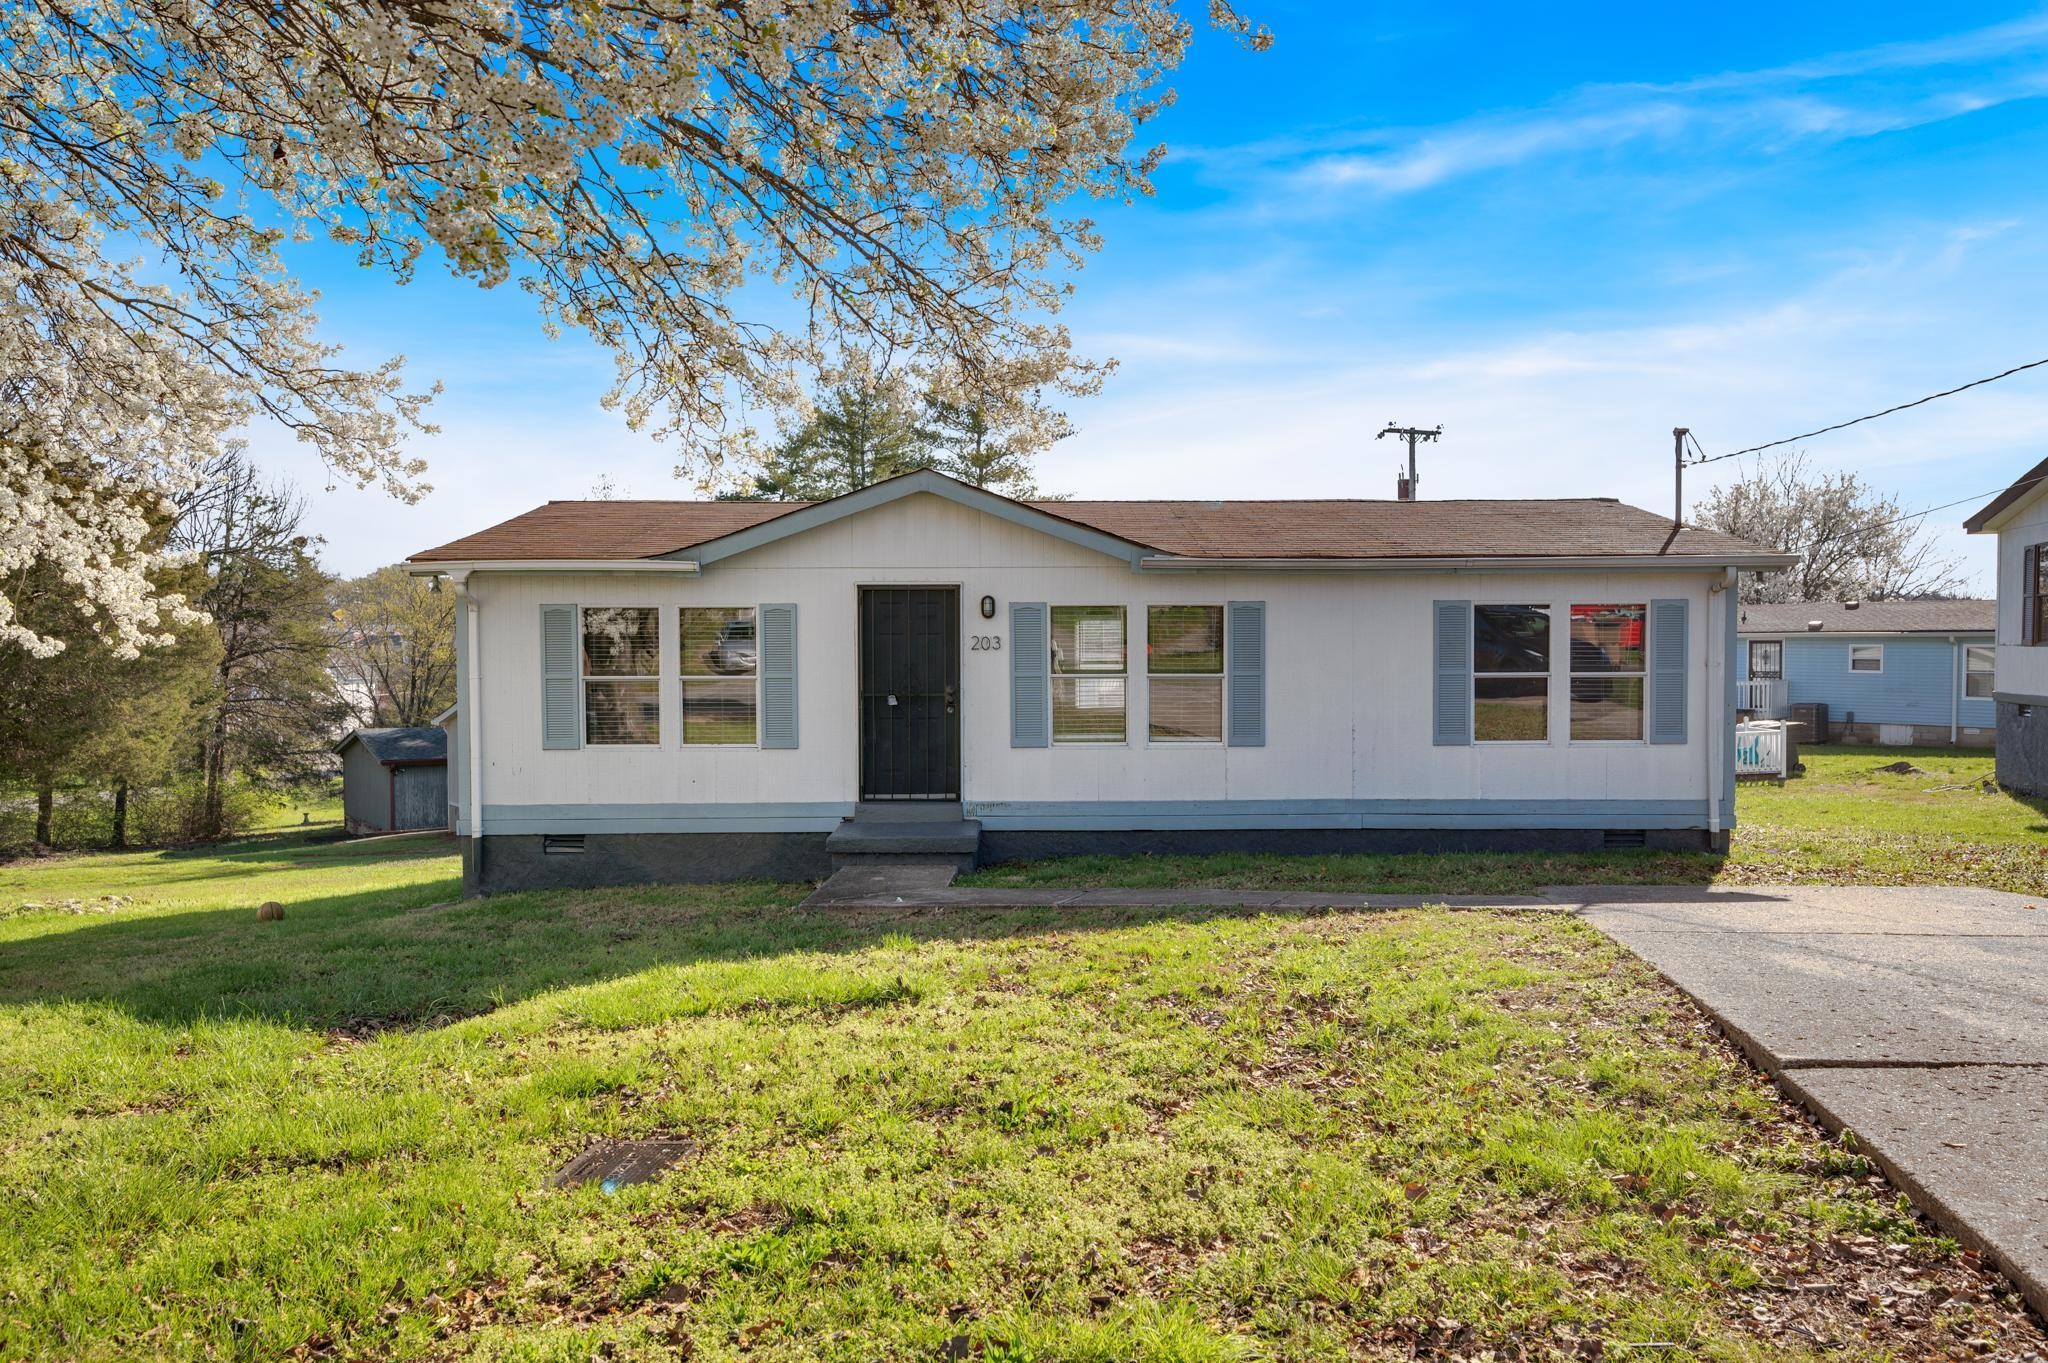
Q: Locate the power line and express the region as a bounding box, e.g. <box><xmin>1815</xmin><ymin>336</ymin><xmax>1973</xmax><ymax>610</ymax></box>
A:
<box><xmin>1686</xmin><ymin>356</ymin><xmax>2048</xmax><ymax>467</ymax></box>
<box><xmin>1844</xmin><ymin>474</ymin><xmax>2043</xmax><ymax>538</ymax></box>
<box><xmin>1716</xmin><ymin>472</ymin><xmax>2041</xmax><ymax>558</ymax></box>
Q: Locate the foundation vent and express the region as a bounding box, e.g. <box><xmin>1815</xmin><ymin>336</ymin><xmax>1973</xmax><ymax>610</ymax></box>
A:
<box><xmin>1602</xmin><ymin>829</ymin><xmax>1648</xmax><ymax>850</ymax></box>
<box><xmin>542</xmin><ymin>834</ymin><xmax>587</xmax><ymax>855</ymax></box>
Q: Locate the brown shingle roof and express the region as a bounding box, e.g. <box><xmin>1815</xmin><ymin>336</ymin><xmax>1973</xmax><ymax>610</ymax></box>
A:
<box><xmin>1037</xmin><ymin>498</ymin><xmax>1766</xmax><ymax>560</ymax></box>
<box><xmin>410</xmin><ymin>499</ymin><xmax>798</xmax><ymax>563</ymax></box>
<box><xmin>1738</xmin><ymin>599</ymin><xmax>1995</xmax><ymax>635</ymax></box>
<box><xmin>410</xmin><ymin>478</ymin><xmax>1783</xmax><ymax>564</ymax></box>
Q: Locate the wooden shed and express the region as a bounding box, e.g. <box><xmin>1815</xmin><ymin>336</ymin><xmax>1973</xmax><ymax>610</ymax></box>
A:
<box><xmin>336</xmin><ymin>727</ymin><xmax>449</xmax><ymax>834</ymax></box>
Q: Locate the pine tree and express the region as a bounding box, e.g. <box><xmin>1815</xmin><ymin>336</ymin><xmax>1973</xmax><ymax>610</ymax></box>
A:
<box><xmin>919</xmin><ymin>396</ymin><xmax>1072</xmax><ymax>498</ymax></box>
<box><xmin>740</xmin><ymin>384</ymin><xmax>933</xmax><ymax>499</ymax></box>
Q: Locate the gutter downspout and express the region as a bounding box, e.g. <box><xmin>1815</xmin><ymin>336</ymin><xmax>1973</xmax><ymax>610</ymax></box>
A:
<box><xmin>456</xmin><ymin>571</ymin><xmax>483</xmax><ymax>888</ymax></box>
<box><xmin>1709</xmin><ymin>569</ymin><xmax>1734</xmax><ymax>841</ymax></box>
<box><xmin>1949</xmin><ymin>636</ymin><xmax>1961</xmax><ymax>746</ymax></box>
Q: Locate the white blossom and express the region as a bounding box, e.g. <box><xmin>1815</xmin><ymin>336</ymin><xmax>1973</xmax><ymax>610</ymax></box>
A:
<box><xmin>0</xmin><ymin>0</ymin><xmax>1266</xmax><ymax>653</ymax></box>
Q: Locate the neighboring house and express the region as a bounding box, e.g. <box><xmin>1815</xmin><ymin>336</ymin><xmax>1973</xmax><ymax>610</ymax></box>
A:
<box><xmin>1966</xmin><ymin>460</ymin><xmax>2048</xmax><ymax>791</ymax></box>
<box><xmin>1735</xmin><ymin>600</ymin><xmax>1996</xmax><ymax>748</ymax></box>
<box><xmin>336</xmin><ymin>727</ymin><xmax>450</xmax><ymax>834</ymax></box>
<box><xmin>403</xmin><ymin>469</ymin><xmax>1792</xmax><ymax>895</ymax></box>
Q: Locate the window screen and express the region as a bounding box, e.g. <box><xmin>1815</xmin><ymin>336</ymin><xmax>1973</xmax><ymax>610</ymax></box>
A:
<box><xmin>582</xmin><ymin>606</ymin><xmax>660</xmax><ymax>744</ymax></box>
<box><xmin>1051</xmin><ymin>606</ymin><xmax>1126</xmax><ymax>743</ymax></box>
<box><xmin>1569</xmin><ymin>603</ymin><xmax>1645</xmax><ymax>740</ymax></box>
<box><xmin>1148</xmin><ymin>605</ymin><xmax>1223</xmax><ymax>742</ymax></box>
<box><xmin>1473</xmin><ymin>605</ymin><xmax>1550</xmax><ymax>741</ymax></box>
<box><xmin>680</xmin><ymin>606</ymin><xmax>758</xmax><ymax>744</ymax></box>
<box><xmin>1850</xmin><ymin>645</ymin><xmax>1883</xmax><ymax>673</ymax></box>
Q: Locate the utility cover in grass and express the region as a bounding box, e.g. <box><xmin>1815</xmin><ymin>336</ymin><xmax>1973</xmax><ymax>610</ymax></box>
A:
<box><xmin>551</xmin><ymin>1138</ymin><xmax>693</xmax><ymax>1192</ymax></box>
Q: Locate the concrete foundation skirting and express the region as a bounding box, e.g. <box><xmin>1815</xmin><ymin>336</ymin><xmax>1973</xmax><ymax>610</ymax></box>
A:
<box><xmin>977</xmin><ymin>826</ymin><xmax>1717</xmax><ymax>862</ymax></box>
<box><xmin>463</xmin><ymin>832</ymin><xmax>831</xmax><ymax>895</ymax></box>
<box><xmin>1996</xmin><ymin>701</ymin><xmax>2048</xmax><ymax>795</ymax></box>
<box><xmin>1823</xmin><ymin>720</ymin><xmax>1995</xmax><ymax>749</ymax></box>
<box><xmin>458</xmin><ymin>824</ymin><xmax>1724</xmax><ymax>894</ymax></box>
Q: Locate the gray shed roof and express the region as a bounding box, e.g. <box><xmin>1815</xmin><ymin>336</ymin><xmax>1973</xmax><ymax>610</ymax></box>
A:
<box><xmin>337</xmin><ymin>727</ymin><xmax>449</xmax><ymax>764</ymax></box>
<box><xmin>1738</xmin><ymin>600</ymin><xmax>1994</xmax><ymax>636</ymax></box>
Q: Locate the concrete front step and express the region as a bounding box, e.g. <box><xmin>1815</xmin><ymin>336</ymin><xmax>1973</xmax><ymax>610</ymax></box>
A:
<box><xmin>828</xmin><ymin>818</ymin><xmax>979</xmax><ymax>855</ymax></box>
<box><xmin>825</xmin><ymin>815</ymin><xmax>982</xmax><ymax>875</ymax></box>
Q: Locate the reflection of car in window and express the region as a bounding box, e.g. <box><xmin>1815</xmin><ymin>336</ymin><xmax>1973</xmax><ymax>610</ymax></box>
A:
<box><xmin>1570</xmin><ymin>636</ymin><xmax>1613</xmax><ymax>702</ymax></box>
<box><xmin>708</xmin><ymin>616</ymin><xmax>757</xmax><ymax>674</ymax></box>
<box><xmin>1473</xmin><ymin>609</ymin><xmax>1548</xmax><ymax>673</ymax></box>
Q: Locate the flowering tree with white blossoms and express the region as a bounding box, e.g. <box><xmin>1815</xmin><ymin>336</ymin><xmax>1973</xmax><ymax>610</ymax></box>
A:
<box><xmin>1</xmin><ymin>0</ymin><xmax>1265</xmax><ymax>657</ymax></box>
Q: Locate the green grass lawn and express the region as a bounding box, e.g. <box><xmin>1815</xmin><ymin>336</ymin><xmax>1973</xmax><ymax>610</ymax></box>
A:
<box><xmin>0</xmin><ymin>831</ymin><xmax>2042</xmax><ymax>1360</ymax></box>
<box><xmin>964</xmin><ymin>746</ymin><xmax>2048</xmax><ymax>896</ymax></box>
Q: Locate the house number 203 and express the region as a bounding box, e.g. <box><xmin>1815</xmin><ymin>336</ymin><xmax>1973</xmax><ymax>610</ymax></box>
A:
<box><xmin>969</xmin><ymin>635</ymin><xmax>1003</xmax><ymax>651</ymax></box>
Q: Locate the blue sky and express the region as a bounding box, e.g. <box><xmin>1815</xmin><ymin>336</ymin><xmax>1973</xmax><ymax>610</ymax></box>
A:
<box><xmin>266</xmin><ymin>3</ymin><xmax>2048</xmax><ymax>590</ymax></box>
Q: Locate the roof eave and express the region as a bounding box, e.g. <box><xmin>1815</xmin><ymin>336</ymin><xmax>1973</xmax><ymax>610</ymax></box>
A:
<box><xmin>1135</xmin><ymin>552</ymin><xmax>1802</xmax><ymax>573</ymax></box>
<box><xmin>403</xmin><ymin>558</ymin><xmax>703</xmax><ymax>576</ymax></box>
<box><xmin>1737</xmin><ymin>627</ymin><xmax>1994</xmax><ymax>638</ymax></box>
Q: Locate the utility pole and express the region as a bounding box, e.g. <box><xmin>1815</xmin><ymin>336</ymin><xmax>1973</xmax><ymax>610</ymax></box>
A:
<box><xmin>1672</xmin><ymin>427</ymin><xmax>1688</xmax><ymax>528</ymax></box>
<box><xmin>1377</xmin><ymin>423</ymin><xmax>1441</xmax><ymax>501</ymax></box>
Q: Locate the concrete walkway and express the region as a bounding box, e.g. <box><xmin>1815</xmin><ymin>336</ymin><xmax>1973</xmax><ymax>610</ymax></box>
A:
<box><xmin>1567</xmin><ymin>884</ymin><xmax>2048</xmax><ymax>1322</ymax></box>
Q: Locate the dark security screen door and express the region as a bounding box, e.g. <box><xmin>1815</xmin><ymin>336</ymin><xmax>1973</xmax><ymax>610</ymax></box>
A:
<box><xmin>859</xmin><ymin>588</ymin><xmax>961</xmax><ymax>800</ymax></box>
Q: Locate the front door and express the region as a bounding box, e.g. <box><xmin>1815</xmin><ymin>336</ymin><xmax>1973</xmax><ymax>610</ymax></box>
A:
<box><xmin>858</xmin><ymin>587</ymin><xmax>961</xmax><ymax>800</ymax></box>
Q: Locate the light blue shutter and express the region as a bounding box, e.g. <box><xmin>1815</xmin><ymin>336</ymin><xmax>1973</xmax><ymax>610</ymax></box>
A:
<box><xmin>541</xmin><ymin>604</ymin><xmax>580</xmax><ymax>750</ymax></box>
<box><xmin>1010</xmin><ymin>602</ymin><xmax>1049</xmax><ymax>747</ymax></box>
<box><xmin>759</xmin><ymin>603</ymin><xmax>798</xmax><ymax>748</ymax></box>
<box><xmin>1433</xmin><ymin>600</ymin><xmax>1472</xmax><ymax>746</ymax></box>
<box><xmin>1226</xmin><ymin>600</ymin><xmax>1265</xmax><ymax>746</ymax></box>
<box><xmin>1649</xmin><ymin>598</ymin><xmax>1689</xmax><ymax>745</ymax></box>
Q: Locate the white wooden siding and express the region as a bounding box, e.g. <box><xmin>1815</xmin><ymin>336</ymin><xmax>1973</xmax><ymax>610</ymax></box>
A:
<box><xmin>1996</xmin><ymin>492</ymin><xmax>2048</xmax><ymax>699</ymax></box>
<box><xmin>459</xmin><ymin>492</ymin><xmax>1727</xmax><ymax>818</ymax></box>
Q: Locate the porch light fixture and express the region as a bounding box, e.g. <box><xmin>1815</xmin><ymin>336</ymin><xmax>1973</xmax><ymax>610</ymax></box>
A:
<box><xmin>980</xmin><ymin>594</ymin><xmax>996</xmax><ymax>619</ymax></box>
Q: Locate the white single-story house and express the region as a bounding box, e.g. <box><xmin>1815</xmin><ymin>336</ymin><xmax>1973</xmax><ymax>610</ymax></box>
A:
<box><xmin>404</xmin><ymin>469</ymin><xmax>1794</xmax><ymax>894</ymax></box>
<box><xmin>1966</xmin><ymin>461</ymin><xmax>2048</xmax><ymax>791</ymax></box>
<box><xmin>1735</xmin><ymin>600</ymin><xmax>1995</xmax><ymax>748</ymax></box>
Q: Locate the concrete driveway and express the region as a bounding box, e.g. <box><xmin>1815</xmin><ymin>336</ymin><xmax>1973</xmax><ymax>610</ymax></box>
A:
<box><xmin>1562</xmin><ymin>884</ymin><xmax>2048</xmax><ymax>1321</ymax></box>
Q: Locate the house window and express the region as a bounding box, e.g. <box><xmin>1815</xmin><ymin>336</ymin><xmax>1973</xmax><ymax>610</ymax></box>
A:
<box><xmin>582</xmin><ymin>606</ymin><xmax>660</xmax><ymax>744</ymax></box>
<box><xmin>1749</xmin><ymin>640</ymin><xmax>1782</xmax><ymax>679</ymax></box>
<box><xmin>1966</xmin><ymin>644</ymin><xmax>1995</xmax><ymax>699</ymax></box>
<box><xmin>1051</xmin><ymin>606</ymin><xmax>1127</xmax><ymax>743</ymax></box>
<box><xmin>1569</xmin><ymin>603</ymin><xmax>1646</xmax><ymax>740</ymax></box>
<box><xmin>680</xmin><ymin>606</ymin><xmax>758</xmax><ymax>745</ymax></box>
<box><xmin>1147</xmin><ymin>605</ymin><xmax>1224</xmax><ymax>742</ymax></box>
<box><xmin>1473</xmin><ymin>604</ymin><xmax>1550</xmax><ymax>741</ymax></box>
<box><xmin>2028</xmin><ymin>545</ymin><xmax>2048</xmax><ymax>645</ymax></box>
<box><xmin>1849</xmin><ymin>645</ymin><xmax>1884</xmax><ymax>673</ymax></box>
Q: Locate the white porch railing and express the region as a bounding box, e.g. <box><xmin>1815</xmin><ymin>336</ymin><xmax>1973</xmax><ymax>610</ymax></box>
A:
<box><xmin>1735</xmin><ymin>721</ymin><xmax>1789</xmax><ymax>779</ymax></box>
<box><xmin>1737</xmin><ymin>677</ymin><xmax>1787</xmax><ymax>717</ymax></box>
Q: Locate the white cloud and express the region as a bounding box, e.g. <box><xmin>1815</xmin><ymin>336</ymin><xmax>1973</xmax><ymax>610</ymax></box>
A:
<box><xmin>1188</xmin><ymin>14</ymin><xmax>2048</xmax><ymax>201</ymax></box>
<box><xmin>1046</xmin><ymin>223</ymin><xmax>2048</xmax><ymax>595</ymax></box>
